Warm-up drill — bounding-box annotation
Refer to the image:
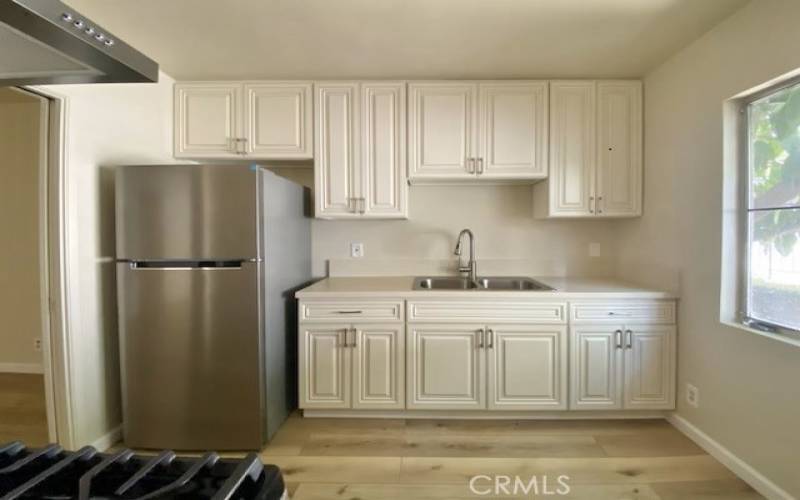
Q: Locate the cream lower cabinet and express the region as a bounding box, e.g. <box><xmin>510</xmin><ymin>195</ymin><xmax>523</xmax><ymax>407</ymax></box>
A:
<box><xmin>299</xmin><ymin>323</ymin><xmax>404</xmax><ymax>410</ymax></box>
<box><xmin>571</xmin><ymin>324</ymin><xmax>675</xmax><ymax>410</ymax></box>
<box><xmin>407</xmin><ymin>324</ymin><xmax>567</xmax><ymax>410</ymax></box>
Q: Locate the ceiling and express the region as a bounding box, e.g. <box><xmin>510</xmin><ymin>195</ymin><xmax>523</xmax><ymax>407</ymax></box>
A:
<box><xmin>64</xmin><ymin>0</ymin><xmax>748</xmax><ymax>80</ymax></box>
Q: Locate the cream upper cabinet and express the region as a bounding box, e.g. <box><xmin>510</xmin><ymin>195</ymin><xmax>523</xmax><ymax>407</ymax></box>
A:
<box><xmin>352</xmin><ymin>324</ymin><xmax>405</xmax><ymax>409</ymax></box>
<box><xmin>408</xmin><ymin>83</ymin><xmax>477</xmax><ymax>181</ymax></box>
<box><xmin>315</xmin><ymin>83</ymin><xmax>360</xmax><ymax>218</ymax></box>
<box><xmin>174</xmin><ymin>81</ymin><xmax>312</xmax><ymax>159</ymax></box>
<box><xmin>315</xmin><ymin>82</ymin><xmax>407</xmax><ymax>219</ymax></box>
<box><xmin>479</xmin><ymin>82</ymin><xmax>548</xmax><ymax>179</ymax></box>
<box><xmin>409</xmin><ymin>81</ymin><xmax>548</xmax><ymax>182</ymax></box>
<box><xmin>407</xmin><ymin>324</ymin><xmax>485</xmax><ymax>410</ymax></box>
<box><xmin>570</xmin><ymin>326</ymin><xmax>623</xmax><ymax>410</ymax></box>
<box><xmin>534</xmin><ymin>80</ymin><xmax>642</xmax><ymax>218</ymax></box>
<box><xmin>623</xmin><ymin>325</ymin><xmax>675</xmax><ymax>410</ymax></box>
<box><xmin>174</xmin><ymin>83</ymin><xmax>242</xmax><ymax>158</ymax></box>
<box><xmin>244</xmin><ymin>83</ymin><xmax>313</xmax><ymax>158</ymax></box>
<box><xmin>299</xmin><ymin>325</ymin><xmax>351</xmax><ymax>409</ymax></box>
<box><xmin>596</xmin><ymin>81</ymin><xmax>642</xmax><ymax>216</ymax></box>
<box><xmin>486</xmin><ymin>325</ymin><xmax>567</xmax><ymax>410</ymax></box>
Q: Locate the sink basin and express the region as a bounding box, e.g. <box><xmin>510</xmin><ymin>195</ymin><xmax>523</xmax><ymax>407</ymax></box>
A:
<box><xmin>413</xmin><ymin>276</ymin><xmax>554</xmax><ymax>291</ymax></box>
<box><xmin>414</xmin><ymin>277</ymin><xmax>479</xmax><ymax>290</ymax></box>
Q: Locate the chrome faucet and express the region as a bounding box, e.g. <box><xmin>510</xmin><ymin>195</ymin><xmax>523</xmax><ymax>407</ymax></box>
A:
<box><xmin>454</xmin><ymin>229</ymin><xmax>478</xmax><ymax>284</ymax></box>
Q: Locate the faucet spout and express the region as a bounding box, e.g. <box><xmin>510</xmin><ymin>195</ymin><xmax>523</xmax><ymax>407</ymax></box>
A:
<box><xmin>454</xmin><ymin>229</ymin><xmax>477</xmax><ymax>283</ymax></box>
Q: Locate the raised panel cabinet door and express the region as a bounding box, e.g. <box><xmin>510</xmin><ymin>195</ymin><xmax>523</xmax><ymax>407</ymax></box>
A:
<box><xmin>570</xmin><ymin>326</ymin><xmax>623</xmax><ymax>409</ymax></box>
<box><xmin>408</xmin><ymin>83</ymin><xmax>477</xmax><ymax>180</ymax></box>
<box><xmin>548</xmin><ymin>81</ymin><xmax>596</xmax><ymax>216</ymax></box>
<box><xmin>361</xmin><ymin>82</ymin><xmax>408</xmax><ymax>219</ymax></box>
<box><xmin>299</xmin><ymin>325</ymin><xmax>351</xmax><ymax>409</ymax></box>
<box><xmin>623</xmin><ymin>325</ymin><xmax>675</xmax><ymax>410</ymax></box>
<box><xmin>245</xmin><ymin>82</ymin><xmax>313</xmax><ymax>158</ymax></box>
<box><xmin>352</xmin><ymin>324</ymin><xmax>405</xmax><ymax>409</ymax></box>
<box><xmin>174</xmin><ymin>83</ymin><xmax>242</xmax><ymax>158</ymax></box>
<box><xmin>314</xmin><ymin>83</ymin><xmax>360</xmax><ymax>218</ymax></box>
<box><xmin>407</xmin><ymin>324</ymin><xmax>485</xmax><ymax>410</ymax></box>
<box><xmin>487</xmin><ymin>325</ymin><xmax>567</xmax><ymax>410</ymax></box>
<box><xmin>478</xmin><ymin>82</ymin><xmax>548</xmax><ymax>179</ymax></box>
<box><xmin>596</xmin><ymin>81</ymin><xmax>642</xmax><ymax>217</ymax></box>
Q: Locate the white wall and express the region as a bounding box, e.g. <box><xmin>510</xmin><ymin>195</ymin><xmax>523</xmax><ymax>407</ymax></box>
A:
<box><xmin>617</xmin><ymin>0</ymin><xmax>800</xmax><ymax>495</ymax></box>
<box><xmin>0</xmin><ymin>93</ymin><xmax>44</xmax><ymax>372</ymax></box>
<box><xmin>42</xmin><ymin>72</ymin><xmax>177</xmax><ymax>447</ymax></box>
<box><xmin>312</xmin><ymin>185</ymin><xmax>622</xmax><ymax>278</ymax></box>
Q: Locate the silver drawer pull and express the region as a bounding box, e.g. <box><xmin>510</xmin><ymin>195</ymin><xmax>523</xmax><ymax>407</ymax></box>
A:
<box><xmin>336</xmin><ymin>310</ymin><xmax>363</xmax><ymax>314</ymax></box>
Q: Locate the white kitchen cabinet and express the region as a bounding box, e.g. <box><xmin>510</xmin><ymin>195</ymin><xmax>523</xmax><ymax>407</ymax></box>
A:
<box><xmin>353</xmin><ymin>325</ymin><xmax>405</xmax><ymax>409</ymax></box>
<box><xmin>174</xmin><ymin>83</ymin><xmax>242</xmax><ymax>158</ymax></box>
<box><xmin>299</xmin><ymin>322</ymin><xmax>404</xmax><ymax>410</ymax></box>
<box><xmin>486</xmin><ymin>325</ymin><xmax>567</xmax><ymax>410</ymax></box>
<box><xmin>534</xmin><ymin>80</ymin><xmax>642</xmax><ymax>218</ymax></box>
<box><xmin>299</xmin><ymin>325</ymin><xmax>351</xmax><ymax>409</ymax></box>
<box><xmin>479</xmin><ymin>82</ymin><xmax>549</xmax><ymax>179</ymax></box>
<box><xmin>408</xmin><ymin>83</ymin><xmax>477</xmax><ymax>181</ymax></box>
<box><xmin>407</xmin><ymin>324</ymin><xmax>485</xmax><ymax>410</ymax></box>
<box><xmin>315</xmin><ymin>82</ymin><xmax>407</xmax><ymax>219</ymax></box>
<box><xmin>571</xmin><ymin>324</ymin><xmax>675</xmax><ymax>410</ymax></box>
<box><xmin>174</xmin><ymin>81</ymin><xmax>312</xmax><ymax>159</ymax></box>
<box><xmin>244</xmin><ymin>83</ymin><xmax>313</xmax><ymax>158</ymax></box>
<box><xmin>408</xmin><ymin>81</ymin><xmax>548</xmax><ymax>182</ymax></box>
<box><xmin>623</xmin><ymin>326</ymin><xmax>675</xmax><ymax>409</ymax></box>
<box><xmin>570</xmin><ymin>326</ymin><xmax>623</xmax><ymax>409</ymax></box>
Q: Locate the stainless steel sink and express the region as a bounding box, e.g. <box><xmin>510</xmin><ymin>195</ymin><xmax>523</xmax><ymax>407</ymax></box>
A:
<box><xmin>413</xmin><ymin>276</ymin><xmax>554</xmax><ymax>291</ymax></box>
<box><xmin>414</xmin><ymin>277</ymin><xmax>479</xmax><ymax>290</ymax></box>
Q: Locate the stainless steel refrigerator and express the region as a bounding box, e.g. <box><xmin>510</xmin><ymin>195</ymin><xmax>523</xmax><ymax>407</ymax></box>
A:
<box><xmin>115</xmin><ymin>164</ymin><xmax>311</xmax><ymax>450</ymax></box>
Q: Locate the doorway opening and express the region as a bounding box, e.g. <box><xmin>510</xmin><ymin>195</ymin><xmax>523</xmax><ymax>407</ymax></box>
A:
<box><xmin>0</xmin><ymin>86</ymin><xmax>62</xmax><ymax>446</ymax></box>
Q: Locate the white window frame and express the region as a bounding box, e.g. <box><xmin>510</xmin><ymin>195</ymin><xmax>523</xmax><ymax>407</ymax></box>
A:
<box><xmin>738</xmin><ymin>75</ymin><xmax>800</xmax><ymax>339</ymax></box>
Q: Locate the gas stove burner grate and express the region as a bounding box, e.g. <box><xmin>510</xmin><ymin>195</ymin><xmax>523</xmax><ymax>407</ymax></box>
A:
<box><xmin>0</xmin><ymin>441</ymin><xmax>286</xmax><ymax>500</ymax></box>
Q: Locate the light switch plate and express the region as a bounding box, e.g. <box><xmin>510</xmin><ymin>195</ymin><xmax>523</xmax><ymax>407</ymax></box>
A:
<box><xmin>350</xmin><ymin>242</ymin><xmax>364</xmax><ymax>258</ymax></box>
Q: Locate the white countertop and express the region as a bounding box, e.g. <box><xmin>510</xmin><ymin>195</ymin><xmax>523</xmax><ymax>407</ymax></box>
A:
<box><xmin>296</xmin><ymin>276</ymin><xmax>677</xmax><ymax>300</ymax></box>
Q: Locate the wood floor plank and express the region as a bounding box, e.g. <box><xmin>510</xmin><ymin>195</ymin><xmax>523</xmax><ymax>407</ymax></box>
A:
<box><xmin>262</xmin><ymin>456</ymin><xmax>402</xmax><ymax>484</ymax></box>
<box><xmin>0</xmin><ymin>374</ymin><xmax>48</xmax><ymax>446</ymax></box>
<box><xmin>595</xmin><ymin>431</ymin><xmax>705</xmax><ymax>457</ymax></box>
<box><xmin>399</xmin><ymin>455</ymin><xmax>739</xmax><ymax>485</ymax></box>
<box><xmin>651</xmin><ymin>478</ymin><xmax>764</xmax><ymax>500</ymax></box>
<box><xmin>404</xmin><ymin>418</ymin><xmax>673</xmax><ymax>436</ymax></box>
<box><xmin>291</xmin><ymin>482</ymin><xmax>662</xmax><ymax>499</ymax></box>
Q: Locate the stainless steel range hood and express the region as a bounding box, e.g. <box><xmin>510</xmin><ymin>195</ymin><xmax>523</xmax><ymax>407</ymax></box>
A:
<box><xmin>0</xmin><ymin>0</ymin><xmax>158</xmax><ymax>85</ymax></box>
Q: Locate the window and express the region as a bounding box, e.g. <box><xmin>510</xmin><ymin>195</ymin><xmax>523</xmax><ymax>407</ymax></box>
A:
<box><xmin>742</xmin><ymin>80</ymin><xmax>800</xmax><ymax>336</ymax></box>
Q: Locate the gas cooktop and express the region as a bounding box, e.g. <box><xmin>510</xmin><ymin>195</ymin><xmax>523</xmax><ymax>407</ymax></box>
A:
<box><xmin>0</xmin><ymin>441</ymin><xmax>286</xmax><ymax>499</ymax></box>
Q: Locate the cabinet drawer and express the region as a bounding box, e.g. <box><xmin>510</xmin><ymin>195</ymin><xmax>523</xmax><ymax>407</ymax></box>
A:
<box><xmin>570</xmin><ymin>301</ymin><xmax>676</xmax><ymax>324</ymax></box>
<box><xmin>407</xmin><ymin>300</ymin><xmax>566</xmax><ymax>324</ymax></box>
<box><xmin>300</xmin><ymin>300</ymin><xmax>404</xmax><ymax>323</ymax></box>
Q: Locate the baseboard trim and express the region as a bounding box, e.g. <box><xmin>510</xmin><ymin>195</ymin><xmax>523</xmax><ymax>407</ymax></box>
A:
<box><xmin>303</xmin><ymin>409</ymin><xmax>670</xmax><ymax>419</ymax></box>
<box><xmin>0</xmin><ymin>362</ymin><xmax>44</xmax><ymax>374</ymax></box>
<box><xmin>90</xmin><ymin>425</ymin><xmax>122</xmax><ymax>452</ymax></box>
<box><xmin>668</xmin><ymin>414</ymin><xmax>793</xmax><ymax>500</ymax></box>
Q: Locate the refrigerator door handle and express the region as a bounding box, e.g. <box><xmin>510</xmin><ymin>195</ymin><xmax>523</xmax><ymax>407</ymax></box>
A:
<box><xmin>129</xmin><ymin>260</ymin><xmax>246</xmax><ymax>270</ymax></box>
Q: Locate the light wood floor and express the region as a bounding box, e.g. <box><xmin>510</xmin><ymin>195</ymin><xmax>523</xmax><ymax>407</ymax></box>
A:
<box><xmin>0</xmin><ymin>373</ymin><xmax>48</xmax><ymax>447</ymax></box>
<box><xmin>261</xmin><ymin>413</ymin><xmax>764</xmax><ymax>500</ymax></box>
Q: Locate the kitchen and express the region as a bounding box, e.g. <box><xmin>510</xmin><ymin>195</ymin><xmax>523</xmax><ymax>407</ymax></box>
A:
<box><xmin>0</xmin><ymin>1</ymin><xmax>799</xmax><ymax>499</ymax></box>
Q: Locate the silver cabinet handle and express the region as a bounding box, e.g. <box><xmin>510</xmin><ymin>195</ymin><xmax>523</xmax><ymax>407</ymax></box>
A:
<box><xmin>336</xmin><ymin>310</ymin><xmax>363</xmax><ymax>315</ymax></box>
<box><xmin>359</xmin><ymin>197</ymin><xmax>366</xmax><ymax>215</ymax></box>
<box><xmin>351</xmin><ymin>327</ymin><xmax>358</xmax><ymax>348</ymax></box>
<box><xmin>338</xmin><ymin>328</ymin><xmax>347</xmax><ymax>348</ymax></box>
<box><xmin>487</xmin><ymin>328</ymin><xmax>494</xmax><ymax>349</ymax></box>
<box><xmin>466</xmin><ymin>157</ymin><xmax>475</xmax><ymax>174</ymax></box>
<box><xmin>476</xmin><ymin>157</ymin><xmax>484</xmax><ymax>175</ymax></box>
<box><xmin>476</xmin><ymin>328</ymin><xmax>484</xmax><ymax>349</ymax></box>
<box><xmin>615</xmin><ymin>329</ymin><xmax>622</xmax><ymax>349</ymax></box>
<box><xmin>625</xmin><ymin>329</ymin><xmax>632</xmax><ymax>349</ymax></box>
<box><xmin>589</xmin><ymin>196</ymin><xmax>595</xmax><ymax>214</ymax></box>
<box><xmin>597</xmin><ymin>196</ymin><xmax>604</xmax><ymax>214</ymax></box>
<box><xmin>347</xmin><ymin>197</ymin><xmax>356</xmax><ymax>213</ymax></box>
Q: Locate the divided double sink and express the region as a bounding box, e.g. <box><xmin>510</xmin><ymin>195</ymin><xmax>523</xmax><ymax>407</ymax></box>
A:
<box><xmin>413</xmin><ymin>276</ymin><xmax>554</xmax><ymax>291</ymax></box>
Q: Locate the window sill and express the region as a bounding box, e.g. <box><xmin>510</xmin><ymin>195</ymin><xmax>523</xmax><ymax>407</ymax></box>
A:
<box><xmin>721</xmin><ymin>320</ymin><xmax>800</xmax><ymax>348</ymax></box>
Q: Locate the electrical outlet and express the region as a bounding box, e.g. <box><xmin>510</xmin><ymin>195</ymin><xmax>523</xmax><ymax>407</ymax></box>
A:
<box><xmin>34</xmin><ymin>338</ymin><xmax>42</xmax><ymax>351</ymax></box>
<box><xmin>589</xmin><ymin>242</ymin><xmax>601</xmax><ymax>258</ymax></box>
<box><xmin>350</xmin><ymin>242</ymin><xmax>364</xmax><ymax>258</ymax></box>
<box><xmin>686</xmin><ymin>383</ymin><xmax>699</xmax><ymax>408</ymax></box>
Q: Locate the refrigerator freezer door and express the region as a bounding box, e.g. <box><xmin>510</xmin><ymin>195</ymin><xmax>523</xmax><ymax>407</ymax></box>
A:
<box><xmin>116</xmin><ymin>165</ymin><xmax>258</xmax><ymax>260</ymax></box>
<box><xmin>118</xmin><ymin>261</ymin><xmax>262</xmax><ymax>450</ymax></box>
